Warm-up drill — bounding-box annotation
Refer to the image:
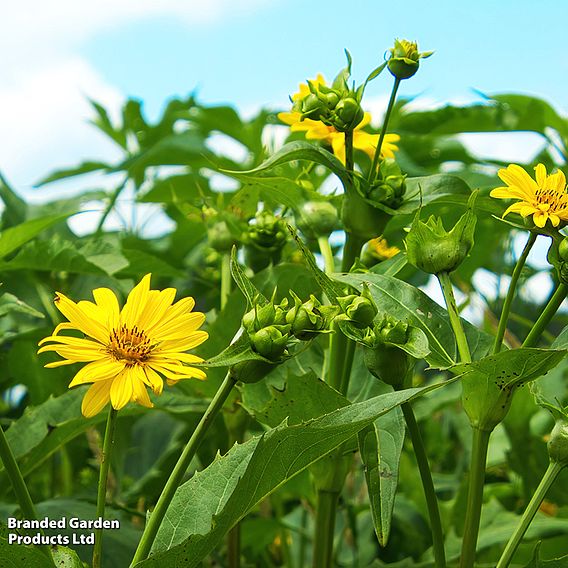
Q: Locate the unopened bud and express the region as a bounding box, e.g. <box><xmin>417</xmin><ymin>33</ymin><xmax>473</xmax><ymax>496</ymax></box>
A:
<box><xmin>250</xmin><ymin>325</ymin><xmax>291</xmax><ymax>360</ymax></box>
<box><xmin>387</xmin><ymin>39</ymin><xmax>433</xmax><ymax>80</ymax></box>
<box><xmin>548</xmin><ymin>419</ymin><xmax>568</xmax><ymax>467</ymax></box>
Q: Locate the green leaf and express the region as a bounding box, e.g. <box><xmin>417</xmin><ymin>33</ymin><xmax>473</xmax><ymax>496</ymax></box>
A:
<box><xmin>241</xmin><ymin>370</ymin><xmax>349</xmax><ymax>427</ymax></box>
<box><xmin>524</xmin><ymin>542</ymin><xmax>568</xmax><ymax>567</ymax></box>
<box><xmin>0</xmin><ymin>522</ymin><xmax>83</xmax><ymax>567</ymax></box>
<box><xmin>454</xmin><ymin>348</ymin><xmax>566</xmax><ymax>430</ymax></box>
<box><xmin>226</xmin><ymin>174</ymin><xmax>307</xmax><ymax>210</ymax></box>
<box><xmin>200</xmin><ymin>333</ymin><xmax>273</xmax><ymax>368</ymax></box>
<box><xmin>35</xmin><ymin>161</ymin><xmax>112</xmax><ymax>186</ymax></box>
<box><xmin>227</xmin><ymin>141</ymin><xmax>351</xmax><ymax>189</ymax></box>
<box><xmin>230</xmin><ymin>246</ymin><xmax>268</xmax><ymax>307</ymax></box>
<box><xmin>0</xmin><ymin>172</ymin><xmax>27</xmax><ymax>227</ymax></box>
<box><xmin>336</xmin><ymin>273</ymin><xmax>492</xmax><ymax>368</ymax></box>
<box><xmin>138</xmin><ymin>381</ymin><xmax>447</xmax><ymax>567</ymax></box>
<box><xmin>358</xmin><ymin>382</ymin><xmax>405</xmax><ymax>547</ymax></box>
<box><xmin>0</xmin><ymin>293</ymin><xmax>44</xmax><ymax>319</ymax></box>
<box><xmin>0</xmin><ymin>214</ymin><xmax>72</xmax><ymax>259</ymax></box>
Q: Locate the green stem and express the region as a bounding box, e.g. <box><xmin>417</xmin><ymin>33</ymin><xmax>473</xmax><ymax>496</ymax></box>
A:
<box><xmin>497</xmin><ymin>461</ymin><xmax>563</xmax><ymax>568</ymax></box>
<box><xmin>493</xmin><ymin>233</ymin><xmax>537</xmax><ymax>354</ymax></box>
<box><xmin>368</xmin><ymin>77</ymin><xmax>401</xmax><ymax>182</ymax></box>
<box><xmin>317</xmin><ymin>236</ymin><xmax>335</xmax><ymax>274</ymax></box>
<box><xmin>312</xmin><ymin>490</ymin><xmax>339</xmax><ymax>568</ymax></box>
<box><xmin>401</xmin><ymin>403</ymin><xmax>446</xmax><ymax>568</ymax></box>
<box><xmin>0</xmin><ymin>423</ymin><xmax>55</xmax><ymax>565</ymax></box>
<box><xmin>221</xmin><ymin>253</ymin><xmax>232</xmax><ymax>310</ymax></box>
<box><xmin>93</xmin><ymin>407</ymin><xmax>118</xmax><ymax>568</ymax></box>
<box><xmin>459</xmin><ymin>427</ymin><xmax>491</xmax><ymax>568</ymax></box>
<box><xmin>227</xmin><ymin>522</ymin><xmax>241</xmax><ymax>568</ymax></box>
<box><xmin>130</xmin><ymin>372</ymin><xmax>236</xmax><ymax>565</ymax></box>
<box><xmin>522</xmin><ymin>283</ymin><xmax>567</xmax><ymax>347</ymax></box>
<box><xmin>341</xmin><ymin>233</ymin><xmax>365</xmax><ymax>273</ymax></box>
<box><xmin>95</xmin><ymin>177</ymin><xmax>128</xmax><ymax>236</ymax></box>
<box><xmin>438</xmin><ymin>271</ymin><xmax>472</xmax><ymax>363</ymax></box>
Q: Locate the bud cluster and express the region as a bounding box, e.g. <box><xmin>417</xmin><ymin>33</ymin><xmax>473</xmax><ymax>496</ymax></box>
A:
<box><xmin>244</xmin><ymin>211</ymin><xmax>288</xmax><ymax>272</ymax></box>
<box><xmin>368</xmin><ymin>160</ymin><xmax>407</xmax><ymax>209</ymax></box>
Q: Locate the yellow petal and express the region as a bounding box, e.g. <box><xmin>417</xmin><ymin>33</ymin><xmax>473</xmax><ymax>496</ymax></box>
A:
<box><xmin>53</xmin><ymin>293</ymin><xmax>108</xmax><ymax>344</ymax></box>
<box><xmin>137</xmin><ymin>288</ymin><xmax>176</xmax><ymax>331</ymax></box>
<box><xmin>142</xmin><ymin>366</ymin><xmax>164</xmax><ymax>395</ymax></box>
<box><xmin>151</xmin><ymin>313</ymin><xmax>206</xmax><ymax>341</ymax></box>
<box><xmin>69</xmin><ymin>359</ymin><xmax>124</xmax><ymax>387</ymax></box>
<box><xmin>81</xmin><ymin>380</ymin><xmax>112</xmax><ymax>418</ymax></box>
<box><xmin>533</xmin><ymin>211</ymin><xmax>547</xmax><ymax>228</ymax></box>
<box><xmin>120</xmin><ymin>274</ymin><xmax>151</xmax><ymax>328</ymax></box>
<box><xmin>498</xmin><ymin>165</ymin><xmax>538</xmax><ymax>199</ymax></box>
<box><xmin>131</xmin><ymin>367</ymin><xmax>153</xmax><ymax>408</ymax></box>
<box><xmin>534</xmin><ymin>163</ymin><xmax>547</xmax><ymax>187</ymax></box>
<box><xmin>110</xmin><ymin>368</ymin><xmax>134</xmax><ymax>410</ymax></box>
<box><xmin>92</xmin><ymin>287</ymin><xmax>121</xmax><ymax>330</ymax></box>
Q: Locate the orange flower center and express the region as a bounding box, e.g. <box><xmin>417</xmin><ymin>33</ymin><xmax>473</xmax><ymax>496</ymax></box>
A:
<box><xmin>535</xmin><ymin>187</ymin><xmax>568</xmax><ymax>212</ymax></box>
<box><xmin>107</xmin><ymin>324</ymin><xmax>153</xmax><ymax>364</ymax></box>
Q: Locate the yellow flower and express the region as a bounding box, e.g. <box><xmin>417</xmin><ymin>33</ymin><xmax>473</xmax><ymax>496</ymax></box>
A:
<box><xmin>490</xmin><ymin>163</ymin><xmax>568</xmax><ymax>228</ymax></box>
<box><xmin>367</xmin><ymin>237</ymin><xmax>400</xmax><ymax>261</ymax></box>
<box><xmin>291</xmin><ymin>73</ymin><xmax>326</xmax><ymax>102</ymax></box>
<box><xmin>38</xmin><ymin>274</ymin><xmax>208</xmax><ymax>417</ymax></box>
<box><xmin>278</xmin><ymin>110</ymin><xmax>400</xmax><ymax>164</ymax></box>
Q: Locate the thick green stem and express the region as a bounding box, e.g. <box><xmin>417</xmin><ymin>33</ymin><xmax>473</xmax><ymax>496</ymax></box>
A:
<box><xmin>221</xmin><ymin>253</ymin><xmax>232</xmax><ymax>310</ymax></box>
<box><xmin>317</xmin><ymin>236</ymin><xmax>335</xmax><ymax>274</ymax></box>
<box><xmin>227</xmin><ymin>522</ymin><xmax>241</xmax><ymax>568</ymax></box>
<box><xmin>312</xmin><ymin>490</ymin><xmax>339</xmax><ymax>568</ymax></box>
<box><xmin>438</xmin><ymin>271</ymin><xmax>472</xmax><ymax>363</ymax></box>
<box><xmin>0</xmin><ymin>423</ymin><xmax>55</xmax><ymax>565</ymax></box>
<box><xmin>459</xmin><ymin>427</ymin><xmax>491</xmax><ymax>568</ymax></box>
<box><xmin>493</xmin><ymin>233</ymin><xmax>537</xmax><ymax>354</ymax></box>
<box><xmin>93</xmin><ymin>407</ymin><xmax>118</xmax><ymax>568</ymax></box>
<box><xmin>130</xmin><ymin>373</ymin><xmax>236</xmax><ymax>565</ymax></box>
<box><xmin>497</xmin><ymin>461</ymin><xmax>563</xmax><ymax>568</ymax></box>
<box><xmin>368</xmin><ymin>77</ymin><xmax>401</xmax><ymax>182</ymax></box>
<box><xmin>401</xmin><ymin>403</ymin><xmax>446</xmax><ymax>568</ymax></box>
<box><xmin>522</xmin><ymin>283</ymin><xmax>567</xmax><ymax>347</ymax></box>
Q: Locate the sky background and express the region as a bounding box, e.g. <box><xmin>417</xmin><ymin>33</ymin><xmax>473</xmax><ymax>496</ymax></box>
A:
<box><xmin>2</xmin><ymin>0</ymin><xmax>567</xmax><ymax>197</ymax></box>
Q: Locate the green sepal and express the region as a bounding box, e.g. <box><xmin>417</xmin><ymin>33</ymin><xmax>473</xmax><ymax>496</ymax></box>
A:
<box><xmin>405</xmin><ymin>190</ymin><xmax>478</xmax><ymax>274</ymax></box>
<box><xmin>548</xmin><ymin>418</ymin><xmax>568</xmax><ymax>467</ymax></box>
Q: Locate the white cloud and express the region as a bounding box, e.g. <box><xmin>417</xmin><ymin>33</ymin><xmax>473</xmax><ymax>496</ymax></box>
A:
<box><xmin>0</xmin><ymin>56</ymin><xmax>123</xmax><ymax>190</ymax></box>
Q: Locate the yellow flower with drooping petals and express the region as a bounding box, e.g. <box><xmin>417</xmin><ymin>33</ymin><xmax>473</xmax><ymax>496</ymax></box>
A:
<box><xmin>367</xmin><ymin>236</ymin><xmax>400</xmax><ymax>261</ymax></box>
<box><xmin>490</xmin><ymin>163</ymin><xmax>568</xmax><ymax>228</ymax></box>
<box><xmin>278</xmin><ymin>110</ymin><xmax>400</xmax><ymax>164</ymax></box>
<box><xmin>38</xmin><ymin>274</ymin><xmax>208</xmax><ymax>417</ymax></box>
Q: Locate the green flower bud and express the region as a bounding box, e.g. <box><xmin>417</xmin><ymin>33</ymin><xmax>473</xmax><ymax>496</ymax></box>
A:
<box><xmin>331</xmin><ymin>97</ymin><xmax>365</xmax><ymax>131</ymax></box>
<box><xmin>301</xmin><ymin>93</ymin><xmax>326</xmax><ymax>121</ymax></box>
<box><xmin>286</xmin><ymin>293</ymin><xmax>327</xmax><ymax>340</ymax></box>
<box><xmin>559</xmin><ymin>238</ymin><xmax>568</xmax><ymax>261</ymax></box>
<box><xmin>405</xmin><ymin>192</ymin><xmax>477</xmax><ymax>274</ymax></box>
<box><xmin>548</xmin><ymin>419</ymin><xmax>568</xmax><ymax>467</ymax></box>
<box><xmin>324</xmin><ymin>91</ymin><xmax>340</xmax><ymax>109</ymax></box>
<box><xmin>242</xmin><ymin>296</ymin><xmax>288</xmax><ymax>333</ymax></box>
<box><xmin>207</xmin><ymin>221</ymin><xmax>235</xmax><ymax>253</ymax></box>
<box><xmin>387</xmin><ymin>39</ymin><xmax>433</xmax><ymax>80</ymax></box>
<box><xmin>341</xmin><ymin>189</ymin><xmax>390</xmax><ymax>241</ymax></box>
<box><xmin>296</xmin><ymin>201</ymin><xmax>338</xmax><ymax>239</ymax></box>
<box><xmin>230</xmin><ymin>359</ymin><xmax>277</xmax><ymax>384</ymax></box>
<box><xmin>250</xmin><ymin>325</ymin><xmax>291</xmax><ymax>360</ymax></box>
<box><xmin>244</xmin><ymin>211</ymin><xmax>288</xmax><ymax>272</ymax></box>
<box><xmin>337</xmin><ymin>289</ymin><xmax>378</xmax><ymax>329</ymax></box>
<box><xmin>364</xmin><ymin>344</ymin><xmax>414</xmax><ymax>388</ymax></box>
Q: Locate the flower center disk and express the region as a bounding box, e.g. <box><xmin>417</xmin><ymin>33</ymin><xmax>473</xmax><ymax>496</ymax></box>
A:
<box><xmin>108</xmin><ymin>324</ymin><xmax>153</xmax><ymax>364</ymax></box>
<box><xmin>535</xmin><ymin>187</ymin><xmax>568</xmax><ymax>212</ymax></box>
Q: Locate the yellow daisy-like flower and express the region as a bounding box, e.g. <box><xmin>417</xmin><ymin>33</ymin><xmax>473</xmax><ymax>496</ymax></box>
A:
<box><xmin>278</xmin><ymin>110</ymin><xmax>400</xmax><ymax>164</ymax></box>
<box><xmin>38</xmin><ymin>274</ymin><xmax>208</xmax><ymax>418</ymax></box>
<box><xmin>367</xmin><ymin>236</ymin><xmax>400</xmax><ymax>261</ymax></box>
<box><xmin>490</xmin><ymin>163</ymin><xmax>568</xmax><ymax>228</ymax></box>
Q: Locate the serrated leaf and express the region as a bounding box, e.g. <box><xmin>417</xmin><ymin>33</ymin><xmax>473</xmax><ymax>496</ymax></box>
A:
<box><xmin>137</xmin><ymin>381</ymin><xmax>448</xmax><ymax>567</ymax></box>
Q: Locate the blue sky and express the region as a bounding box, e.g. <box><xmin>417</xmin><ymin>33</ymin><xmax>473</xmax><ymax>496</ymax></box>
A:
<box><xmin>1</xmin><ymin>0</ymin><xmax>567</xmax><ymax>195</ymax></box>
